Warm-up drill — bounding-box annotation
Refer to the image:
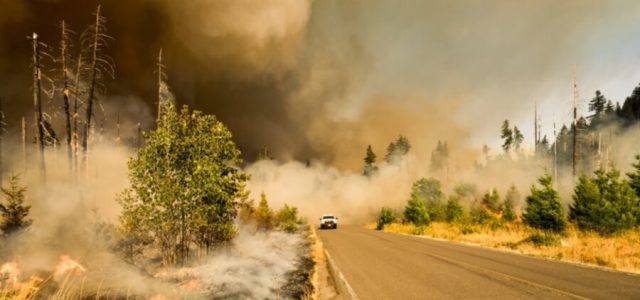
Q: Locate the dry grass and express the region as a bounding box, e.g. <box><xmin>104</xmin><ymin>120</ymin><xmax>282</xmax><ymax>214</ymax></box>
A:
<box><xmin>378</xmin><ymin>222</ymin><xmax>640</xmax><ymax>273</ymax></box>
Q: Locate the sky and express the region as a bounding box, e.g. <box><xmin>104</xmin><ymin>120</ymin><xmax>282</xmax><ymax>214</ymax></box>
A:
<box><xmin>2</xmin><ymin>0</ymin><xmax>640</xmax><ymax>169</ymax></box>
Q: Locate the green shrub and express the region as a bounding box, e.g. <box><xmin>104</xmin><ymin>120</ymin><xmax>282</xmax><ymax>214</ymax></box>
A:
<box><xmin>445</xmin><ymin>197</ymin><xmax>464</xmax><ymax>223</ymax></box>
<box><xmin>570</xmin><ymin>168</ymin><xmax>639</xmax><ymax>235</ymax></box>
<box><xmin>502</xmin><ymin>185</ymin><xmax>519</xmax><ymax>222</ymax></box>
<box><xmin>470</xmin><ymin>206</ymin><xmax>491</xmax><ymax>225</ymax></box>
<box><xmin>376</xmin><ymin>207</ymin><xmax>395</xmax><ymax>230</ymax></box>
<box><xmin>276</xmin><ymin>204</ymin><xmax>300</xmax><ymax>233</ymax></box>
<box><xmin>404</xmin><ymin>195</ymin><xmax>430</xmax><ymax>226</ymax></box>
<box><xmin>481</xmin><ymin>189</ymin><xmax>501</xmax><ymax>213</ymax></box>
<box><xmin>523</xmin><ymin>232</ymin><xmax>559</xmax><ymax>247</ymax></box>
<box><xmin>411</xmin><ymin>178</ymin><xmax>446</xmax><ymax>221</ymax></box>
<box><xmin>255</xmin><ymin>192</ymin><xmax>274</xmax><ymax>230</ymax></box>
<box><xmin>522</xmin><ymin>174</ymin><xmax>566</xmax><ymax>232</ymax></box>
<box><xmin>412</xmin><ymin>225</ymin><xmax>426</xmax><ymax>235</ymax></box>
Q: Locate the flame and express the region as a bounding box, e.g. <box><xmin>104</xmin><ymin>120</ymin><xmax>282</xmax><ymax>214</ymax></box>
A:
<box><xmin>53</xmin><ymin>255</ymin><xmax>86</xmax><ymax>280</ymax></box>
<box><xmin>180</xmin><ymin>279</ymin><xmax>201</xmax><ymax>291</ymax></box>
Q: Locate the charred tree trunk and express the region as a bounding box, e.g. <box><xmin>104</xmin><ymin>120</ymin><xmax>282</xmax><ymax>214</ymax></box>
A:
<box><xmin>83</xmin><ymin>5</ymin><xmax>101</xmax><ymax>155</ymax></box>
<box><xmin>22</xmin><ymin>117</ymin><xmax>27</xmax><ymax>173</ymax></box>
<box><xmin>32</xmin><ymin>33</ymin><xmax>46</xmax><ymax>178</ymax></box>
<box><xmin>61</xmin><ymin>21</ymin><xmax>73</xmax><ymax>169</ymax></box>
<box><xmin>72</xmin><ymin>53</ymin><xmax>82</xmax><ymax>171</ymax></box>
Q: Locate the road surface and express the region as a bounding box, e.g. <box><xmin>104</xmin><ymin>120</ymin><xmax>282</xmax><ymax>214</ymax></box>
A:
<box><xmin>317</xmin><ymin>225</ymin><xmax>640</xmax><ymax>300</ymax></box>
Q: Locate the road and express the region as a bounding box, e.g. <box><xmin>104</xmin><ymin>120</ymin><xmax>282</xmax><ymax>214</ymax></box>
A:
<box><xmin>317</xmin><ymin>225</ymin><xmax>640</xmax><ymax>300</ymax></box>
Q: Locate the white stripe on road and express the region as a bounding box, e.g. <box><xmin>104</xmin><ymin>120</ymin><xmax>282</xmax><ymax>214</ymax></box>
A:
<box><xmin>324</xmin><ymin>249</ymin><xmax>359</xmax><ymax>300</ymax></box>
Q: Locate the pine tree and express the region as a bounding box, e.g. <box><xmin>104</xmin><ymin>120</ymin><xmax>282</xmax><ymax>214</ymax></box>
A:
<box><xmin>502</xmin><ymin>185</ymin><xmax>519</xmax><ymax>222</ymax></box>
<box><xmin>501</xmin><ymin>120</ymin><xmax>513</xmax><ymax>152</ymax></box>
<box><xmin>363</xmin><ymin>145</ymin><xmax>378</xmax><ymax>176</ymax></box>
<box><xmin>589</xmin><ymin>90</ymin><xmax>607</xmax><ymax>118</ymax></box>
<box><xmin>571</xmin><ymin>168</ymin><xmax>639</xmax><ymax>235</ymax></box>
<box><xmin>430</xmin><ymin>141</ymin><xmax>449</xmax><ymax>172</ymax></box>
<box><xmin>445</xmin><ymin>197</ymin><xmax>464</xmax><ymax>223</ymax></box>
<box><xmin>482</xmin><ymin>189</ymin><xmax>501</xmax><ymax>213</ymax></box>
<box><xmin>384</xmin><ymin>142</ymin><xmax>396</xmax><ymax>164</ymax></box>
<box><xmin>256</xmin><ymin>145</ymin><xmax>273</xmax><ymax>161</ymax></box>
<box><xmin>523</xmin><ymin>174</ymin><xmax>566</xmax><ymax>232</ymax></box>
<box><xmin>0</xmin><ymin>175</ymin><xmax>32</xmax><ymax>235</ymax></box>
<box><xmin>513</xmin><ymin>126</ymin><xmax>524</xmax><ymax>151</ymax></box>
<box><xmin>627</xmin><ymin>154</ymin><xmax>640</xmax><ymax>198</ymax></box>
<box><xmin>256</xmin><ymin>192</ymin><xmax>273</xmax><ymax>230</ymax></box>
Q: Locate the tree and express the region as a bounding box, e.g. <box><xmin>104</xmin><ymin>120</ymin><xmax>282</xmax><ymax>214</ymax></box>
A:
<box><xmin>118</xmin><ymin>103</ymin><xmax>248</xmax><ymax>266</ymax></box>
<box><xmin>430</xmin><ymin>141</ymin><xmax>449</xmax><ymax>172</ymax></box>
<box><xmin>501</xmin><ymin>120</ymin><xmax>513</xmax><ymax>152</ymax></box>
<box><xmin>256</xmin><ymin>145</ymin><xmax>273</xmax><ymax>161</ymax></box>
<box><xmin>522</xmin><ymin>174</ymin><xmax>566</xmax><ymax>232</ymax></box>
<box><xmin>404</xmin><ymin>195</ymin><xmax>430</xmax><ymax>226</ymax></box>
<box><xmin>255</xmin><ymin>192</ymin><xmax>274</xmax><ymax>230</ymax></box>
<box><xmin>481</xmin><ymin>189</ymin><xmax>501</xmax><ymax>213</ymax></box>
<box><xmin>385</xmin><ymin>135</ymin><xmax>411</xmax><ymax>164</ymax></box>
<box><xmin>376</xmin><ymin>207</ymin><xmax>395</xmax><ymax>230</ymax></box>
<box><xmin>513</xmin><ymin>126</ymin><xmax>524</xmax><ymax>151</ymax></box>
<box><xmin>445</xmin><ymin>197</ymin><xmax>464</xmax><ymax>223</ymax></box>
<box><xmin>589</xmin><ymin>90</ymin><xmax>607</xmax><ymax>118</ymax></box>
<box><xmin>363</xmin><ymin>145</ymin><xmax>378</xmax><ymax>176</ymax></box>
<box><xmin>570</xmin><ymin>168</ymin><xmax>639</xmax><ymax>235</ymax></box>
<box><xmin>0</xmin><ymin>175</ymin><xmax>32</xmax><ymax>235</ymax></box>
<box><xmin>502</xmin><ymin>185</ymin><xmax>519</xmax><ymax>222</ymax></box>
<box><xmin>384</xmin><ymin>142</ymin><xmax>396</xmax><ymax>164</ymax></box>
<box><xmin>275</xmin><ymin>204</ymin><xmax>299</xmax><ymax>233</ymax></box>
<box><xmin>411</xmin><ymin>178</ymin><xmax>445</xmax><ymax>221</ymax></box>
<box><xmin>627</xmin><ymin>154</ymin><xmax>640</xmax><ymax>198</ymax></box>
<box><xmin>394</xmin><ymin>135</ymin><xmax>411</xmax><ymax>155</ymax></box>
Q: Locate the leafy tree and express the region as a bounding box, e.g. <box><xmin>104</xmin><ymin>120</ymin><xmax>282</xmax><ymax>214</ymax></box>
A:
<box><xmin>0</xmin><ymin>175</ymin><xmax>32</xmax><ymax>235</ymax></box>
<box><xmin>363</xmin><ymin>145</ymin><xmax>379</xmax><ymax>176</ymax></box>
<box><xmin>255</xmin><ymin>192</ymin><xmax>273</xmax><ymax>230</ymax></box>
<box><xmin>502</xmin><ymin>185</ymin><xmax>519</xmax><ymax>222</ymax></box>
<box><xmin>376</xmin><ymin>207</ymin><xmax>395</xmax><ymax>230</ymax></box>
<box><xmin>512</xmin><ymin>126</ymin><xmax>524</xmax><ymax>151</ymax></box>
<box><xmin>445</xmin><ymin>197</ymin><xmax>465</xmax><ymax>223</ymax></box>
<box><xmin>275</xmin><ymin>204</ymin><xmax>299</xmax><ymax>233</ymax></box>
<box><xmin>118</xmin><ymin>103</ymin><xmax>248</xmax><ymax>265</ymax></box>
<box><xmin>481</xmin><ymin>189</ymin><xmax>501</xmax><ymax>213</ymax></box>
<box><xmin>571</xmin><ymin>168</ymin><xmax>639</xmax><ymax>235</ymax></box>
<box><xmin>501</xmin><ymin>120</ymin><xmax>513</xmax><ymax>152</ymax></box>
<box><xmin>589</xmin><ymin>90</ymin><xmax>607</xmax><ymax>118</ymax></box>
<box><xmin>404</xmin><ymin>195</ymin><xmax>430</xmax><ymax>226</ymax></box>
<box><xmin>522</xmin><ymin>174</ymin><xmax>566</xmax><ymax>232</ymax></box>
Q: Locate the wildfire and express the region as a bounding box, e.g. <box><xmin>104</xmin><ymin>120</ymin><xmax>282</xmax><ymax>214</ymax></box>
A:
<box><xmin>53</xmin><ymin>255</ymin><xmax>86</xmax><ymax>280</ymax></box>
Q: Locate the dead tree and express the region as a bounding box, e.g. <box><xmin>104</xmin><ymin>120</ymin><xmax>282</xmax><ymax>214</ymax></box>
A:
<box><xmin>156</xmin><ymin>48</ymin><xmax>169</xmax><ymax>122</ymax></box>
<box><xmin>60</xmin><ymin>20</ymin><xmax>73</xmax><ymax>168</ymax></box>
<box><xmin>22</xmin><ymin>117</ymin><xmax>27</xmax><ymax>173</ymax></box>
<box><xmin>31</xmin><ymin>32</ymin><xmax>46</xmax><ymax>177</ymax></box>
<box><xmin>72</xmin><ymin>53</ymin><xmax>83</xmax><ymax>170</ymax></box>
<box><xmin>81</xmin><ymin>5</ymin><xmax>114</xmax><ymax>155</ymax></box>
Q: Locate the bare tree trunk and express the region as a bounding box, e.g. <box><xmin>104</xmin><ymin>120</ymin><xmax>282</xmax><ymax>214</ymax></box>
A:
<box><xmin>83</xmin><ymin>5</ymin><xmax>101</xmax><ymax>155</ymax></box>
<box><xmin>22</xmin><ymin>117</ymin><xmax>27</xmax><ymax>173</ymax></box>
<box><xmin>73</xmin><ymin>53</ymin><xmax>82</xmax><ymax>172</ymax></box>
<box><xmin>61</xmin><ymin>20</ymin><xmax>73</xmax><ymax>170</ymax></box>
<box><xmin>32</xmin><ymin>32</ymin><xmax>46</xmax><ymax>179</ymax></box>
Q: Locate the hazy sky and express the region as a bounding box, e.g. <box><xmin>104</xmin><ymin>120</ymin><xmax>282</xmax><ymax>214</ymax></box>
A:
<box><xmin>2</xmin><ymin>0</ymin><xmax>640</xmax><ymax>168</ymax></box>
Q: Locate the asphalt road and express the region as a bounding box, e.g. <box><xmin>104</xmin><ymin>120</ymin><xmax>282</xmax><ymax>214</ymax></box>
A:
<box><xmin>317</xmin><ymin>225</ymin><xmax>640</xmax><ymax>300</ymax></box>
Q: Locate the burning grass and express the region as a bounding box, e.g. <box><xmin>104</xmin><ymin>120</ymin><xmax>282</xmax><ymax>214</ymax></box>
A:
<box><xmin>377</xmin><ymin>221</ymin><xmax>640</xmax><ymax>273</ymax></box>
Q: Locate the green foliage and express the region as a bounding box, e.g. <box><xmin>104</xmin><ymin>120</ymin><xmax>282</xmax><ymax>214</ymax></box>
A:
<box><xmin>570</xmin><ymin>168</ymin><xmax>639</xmax><ymax>235</ymax></box>
<box><xmin>385</xmin><ymin>135</ymin><xmax>411</xmax><ymax>164</ymax></box>
<box><xmin>523</xmin><ymin>232</ymin><xmax>559</xmax><ymax>247</ymax></box>
<box><xmin>117</xmin><ymin>103</ymin><xmax>248</xmax><ymax>265</ymax></box>
<box><xmin>411</xmin><ymin>178</ymin><xmax>446</xmax><ymax>221</ymax></box>
<box><xmin>512</xmin><ymin>126</ymin><xmax>524</xmax><ymax>150</ymax></box>
<box><xmin>376</xmin><ymin>207</ymin><xmax>395</xmax><ymax>230</ymax></box>
<box><xmin>445</xmin><ymin>197</ymin><xmax>464</xmax><ymax>223</ymax></box>
<box><xmin>275</xmin><ymin>204</ymin><xmax>300</xmax><ymax>233</ymax></box>
<box><xmin>256</xmin><ymin>192</ymin><xmax>274</xmax><ymax>230</ymax></box>
<box><xmin>481</xmin><ymin>189</ymin><xmax>501</xmax><ymax>213</ymax></box>
<box><xmin>502</xmin><ymin>185</ymin><xmax>519</xmax><ymax>222</ymax></box>
<box><xmin>363</xmin><ymin>145</ymin><xmax>379</xmax><ymax>177</ymax></box>
<box><xmin>470</xmin><ymin>206</ymin><xmax>491</xmax><ymax>225</ymax></box>
<box><xmin>453</xmin><ymin>182</ymin><xmax>478</xmax><ymax>200</ymax></box>
<box><xmin>627</xmin><ymin>154</ymin><xmax>640</xmax><ymax>199</ymax></box>
<box><xmin>589</xmin><ymin>90</ymin><xmax>607</xmax><ymax>119</ymax></box>
<box><xmin>0</xmin><ymin>175</ymin><xmax>32</xmax><ymax>235</ymax></box>
<box><xmin>522</xmin><ymin>174</ymin><xmax>566</xmax><ymax>232</ymax></box>
<box><xmin>404</xmin><ymin>194</ymin><xmax>430</xmax><ymax>226</ymax></box>
<box><xmin>501</xmin><ymin>120</ymin><xmax>513</xmax><ymax>152</ymax></box>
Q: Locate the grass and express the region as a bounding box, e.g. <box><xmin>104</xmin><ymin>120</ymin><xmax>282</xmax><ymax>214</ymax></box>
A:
<box><xmin>376</xmin><ymin>221</ymin><xmax>640</xmax><ymax>273</ymax></box>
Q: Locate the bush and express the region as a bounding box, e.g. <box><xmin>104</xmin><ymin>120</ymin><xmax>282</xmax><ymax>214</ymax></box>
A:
<box><xmin>0</xmin><ymin>175</ymin><xmax>32</xmax><ymax>235</ymax></box>
<box><xmin>412</xmin><ymin>225</ymin><xmax>426</xmax><ymax>235</ymax></box>
<box><xmin>470</xmin><ymin>206</ymin><xmax>491</xmax><ymax>225</ymax></box>
<box><xmin>570</xmin><ymin>169</ymin><xmax>639</xmax><ymax>235</ymax></box>
<box><xmin>255</xmin><ymin>192</ymin><xmax>274</xmax><ymax>230</ymax></box>
<box><xmin>276</xmin><ymin>204</ymin><xmax>300</xmax><ymax>233</ymax></box>
<box><xmin>376</xmin><ymin>207</ymin><xmax>395</xmax><ymax>230</ymax></box>
<box><xmin>404</xmin><ymin>195</ymin><xmax>430</xmax><ymax>226</ymax></box>
<box><xmin>522</xmin><ymin>174</ymin><xmax>566</xmax><ymax>232</ymax></box>
<box><xmin>411</xmin><ymin>178</ymin><xmax>446</xmax><ymax>221</ymax></box>
<box><xmin>445</xmin><ymin>197</ymin><xmax>464</xmax><ymax>223</ymax></box>
<box><xmin>523</xmin><ymin>232</ymin><xmax>559</xmax><ymax>247</ymax></box>
<box><xmin>502</xmin><ymin>185</ymin><xmax>519</xmax><ymax>222</ymax></box>
<box><xmin>481</xmin><ymin>189</ymin><xmax>501</xmax><ymax>213</ymax></box>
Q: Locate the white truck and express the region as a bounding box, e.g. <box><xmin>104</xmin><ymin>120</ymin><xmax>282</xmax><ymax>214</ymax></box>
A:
<box><xmin>319</xmin><ymin>214</ymin><xmax>338</xmax><ymax>229</ymax></box>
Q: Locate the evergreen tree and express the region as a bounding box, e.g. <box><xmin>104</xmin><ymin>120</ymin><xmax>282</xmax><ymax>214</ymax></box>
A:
<box><xmin>481</xmin><ymin>189</ymin><xmax>501</xmax><ymax>213</ymax></box>
<box><xmin>502</xmin><ymin>185</ymin><xmax>519</xmax><ymax>222</ymax></box>
<box><xmin>395</xmin><ymin>135</ymin><xmax>411</xmax><ymax>155</ymax></box>
<box><xmin>501</xmin><ymin>120</ymin><xmax>513</xmax><ymax>152</ymax></box>
<box><xmin>445</xmin><ymin>197</ymin><xmax>464</xmax><ymax>223</ymax></box>
<box><xmin>605</xmin><ymin>100</ymin><xmax>615</xmax><ymax>114</ymax></box>
<box><xmin>589</xmin><ymin>90</ymin><xmax>607</xmax><ymax>118</ymax></box>
<box><xmin>256</xmin><ymin>192</ymin><xmax>273</xmax><ymax>230</ymax></box>
<box><xmin>430</xmin><ymin>140</ymin><xmax>449</xmax><ymax>172</ymax></box>
<box><xmin>627</xmin><ymin>154</ymin><xmax>640</xmax><ymax>198</ymax></box>
<box><xmin>404</xmin><ymin>194</ymin><xmax>430</xmax><ymax>226</ymax></box>
<box><xmin>571</xmin><ymin>168</ymin><xmax>639</xmax><ymax>235</ymax></box>
<box><xmin>376</xmin><ymin>207</ymin><xmax>395</xmax><ymax>230</ymax></box>
<box><xmin>410</xmin><ymin>178</ymin><xmax>445</xmax><ymax>221</ymax></box>
<box><xmin>363</xmin><ymin>145</ymin><xmax>379</xmax><ymax>176</ymax></box>
<box><xmin>513</xmin><ymin>126</ymin><xmax>524</xmax><ymax>151</ymax></box>
<box><xmin>0</xmin><ymin>175</ymin><xmax>32</xmax><ymax>235</ymax></box>
<box><xmin>620</xmin><ymin>83</ymin><xmax>640</xmax><ymax>123</ymax></box>
<box><xmin>256</xmin><ymin>145</ymin><xmax>273</xmax><ymax>161</ymax></box>
<box><xmin>384</xmin><ymin>142</ymin><xmax>396</xmax><ymax>164</ymax></box>
<box><xmin>522</xmin><ymin>174</ymin><xmax>566</xmax><ymax>232</ymax></box>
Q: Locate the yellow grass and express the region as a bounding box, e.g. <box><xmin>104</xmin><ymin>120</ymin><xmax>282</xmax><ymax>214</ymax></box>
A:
<box><xmin>378</xmin><ymin>222</ymin><xmax>640</xmax><ymax>273</ymax></box>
